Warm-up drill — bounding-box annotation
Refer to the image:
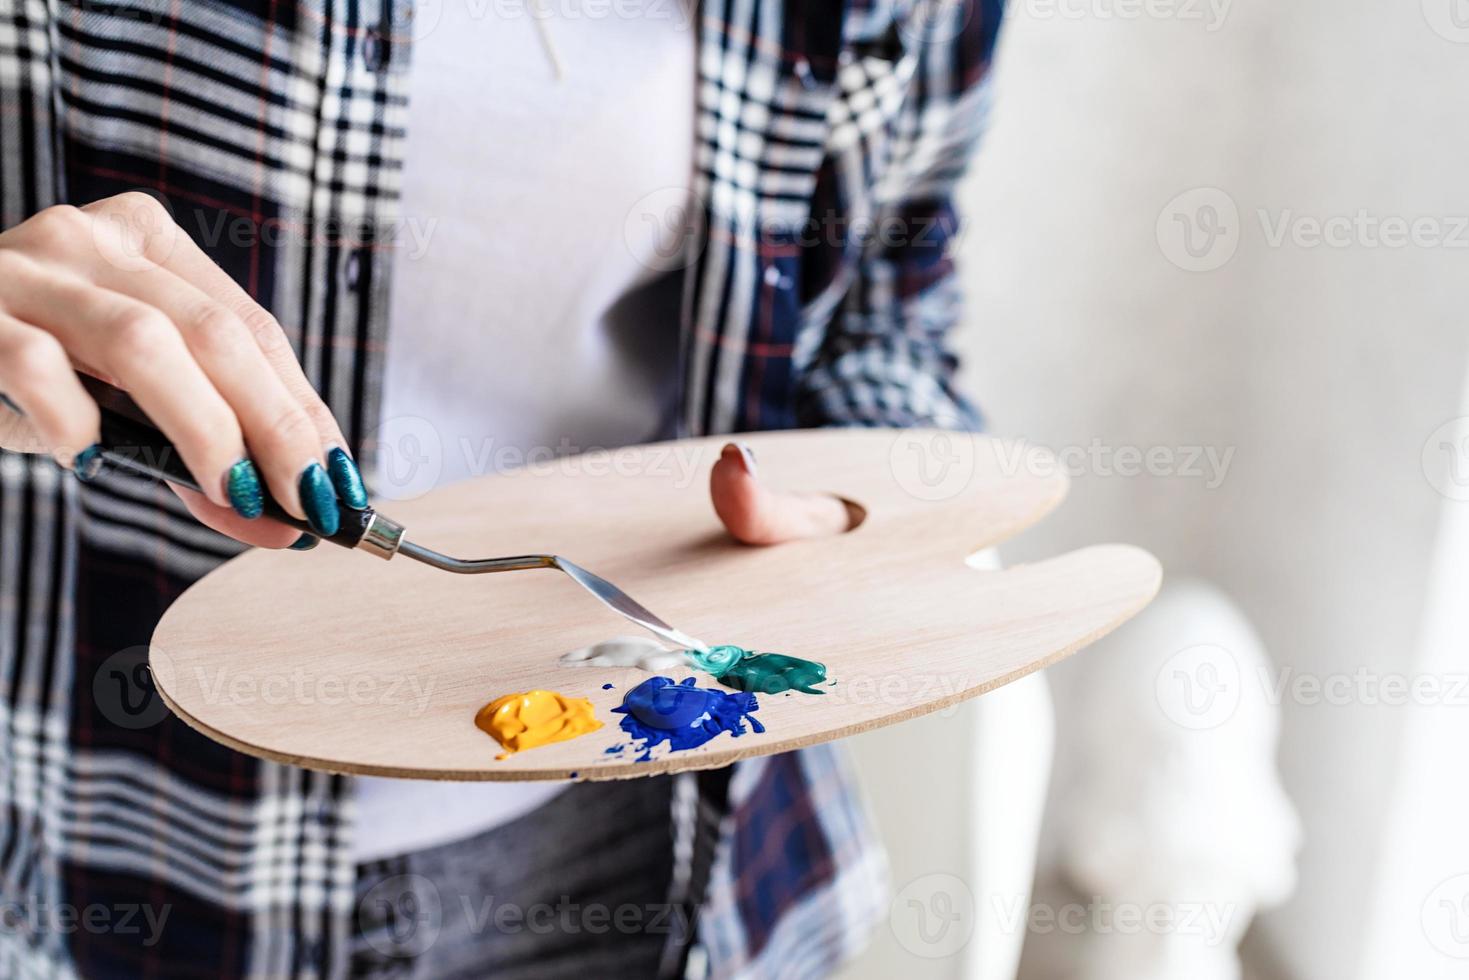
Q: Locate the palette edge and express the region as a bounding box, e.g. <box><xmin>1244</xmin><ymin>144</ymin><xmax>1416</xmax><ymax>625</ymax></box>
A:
<box><xmin>150</xmin><ymin>543</ymin><xmax>1162</xmax><ymax>782</ymax></box>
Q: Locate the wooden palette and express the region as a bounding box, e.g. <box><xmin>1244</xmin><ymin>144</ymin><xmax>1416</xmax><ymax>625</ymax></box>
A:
<box><xmin>151</xmin><ymin>429</ymin><xmax>1161</xmax><ymax>780</ymax></box>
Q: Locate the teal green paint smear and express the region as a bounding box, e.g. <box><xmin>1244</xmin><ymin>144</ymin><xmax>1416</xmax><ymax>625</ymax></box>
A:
<box><xmin>685</xmin><ymin>644</ymin><xmax>828</xmax><ymax>695</ymax></box>
<box><xmin>687</xmin><ymin>644</ymin><xmax>745</xmax><ymax>676</ymax></box>
<box><xmin>714</xmin><ymin>652</ymin><xmax>828</xmax><ymax>696</ymax></box>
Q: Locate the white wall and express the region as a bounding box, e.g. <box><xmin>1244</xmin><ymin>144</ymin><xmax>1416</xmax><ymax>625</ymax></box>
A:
<box><xmin>952</xmin><ymin>1</ymin><xmax>1469</xmax><ymax>976</ymax></box>
<box><xmin>1359</xmin><ymin>362</ymin><xmax>1469</xmax><ymax>979</ymax></box>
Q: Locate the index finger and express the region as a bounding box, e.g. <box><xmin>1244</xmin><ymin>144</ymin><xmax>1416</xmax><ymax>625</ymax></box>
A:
<box><xmin>80</xmin><ymin>195</ymin><xmax>356</xmax><ymax>460</ymax></box>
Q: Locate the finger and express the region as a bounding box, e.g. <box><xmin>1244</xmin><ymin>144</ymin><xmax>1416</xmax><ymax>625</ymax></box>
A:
<box><xmin>0</xmin><ymin>255</ymin><xmax>247</xmax><ymax>509</ymax></box>
<box><xmin>0</xmin><ymin>399</ymin><xmax>46</xmax><ymax>455</ymax></box>
<box><xmin>85</xmin><ymin>258</ymin><xmax>346</xmax><ymax>532</ymax></box>
<box><xmin>82</xmin><ymin>195</ymin><xmax>365</xmax><ymax>506</ymax></box>
<box><xmin>0</xmin><ymin>310</ymin><xmax>102</xmax><ymax>472</ymax></box>
<box><xmin>710</xmin><ymin>442</ymin><xmax>853</xmax><ymax>546</ymax></box>
<box><xmin>169</xmin><ymin>484</ymin><xmax>306</xmax><ymax>549</ymax></box>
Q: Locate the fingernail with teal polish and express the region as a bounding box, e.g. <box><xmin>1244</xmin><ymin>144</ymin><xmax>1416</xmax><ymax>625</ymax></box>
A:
<box><xmin>326</xmin><ymin>446</ymin><xmax>368</xmax><ymax>510</ymax></box>
<box><xmin>225</xmin><ymin>459</ymin><xmax>264</xmax><ymax>519</ymax></box>
<box><xmin>73</xmin><ymin>444</ymin><xmax>105</xmax><ymax>483</ymax></box>
<box><xmin>289</xmin><ymin>533</ymin><xmax>319</xmax><ymax>551</ymax></box>
<box><xmin>298</xmin><ymin>461</ymin><xmax>340</xmax><ymax>537</ymax></box>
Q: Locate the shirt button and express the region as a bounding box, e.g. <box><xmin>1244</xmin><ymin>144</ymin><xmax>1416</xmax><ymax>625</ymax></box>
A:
<box><xmin>764</xmin><ymin>266</ymin><xmax>782</xmax><ymax>287</ymax></box>
<box><xmin>794</xmin><ymin>58</ymin><xmax>818</xmax><ymax>90</ymax></box>
<box><xmin>363</xmin><ymin>31</ymin><xmax>385</xmax><ymax>71</ymax></box>
<box><xmin>297</xmin><ymin>937</ymin><xmax>323</xmax><ymax>966</ymax></box>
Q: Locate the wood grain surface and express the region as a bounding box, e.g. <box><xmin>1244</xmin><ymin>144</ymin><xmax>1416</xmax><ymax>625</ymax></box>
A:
<box><xmin>150</xmin><ymin>429</ymin><xmax>1161</xmax><ymax>780</ymax></box>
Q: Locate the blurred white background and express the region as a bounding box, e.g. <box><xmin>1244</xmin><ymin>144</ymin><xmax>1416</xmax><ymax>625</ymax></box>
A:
<box><xmin>842</xmin><ymin>1</ymin><xmax>1469</xmax><ymax>977</ymax></box>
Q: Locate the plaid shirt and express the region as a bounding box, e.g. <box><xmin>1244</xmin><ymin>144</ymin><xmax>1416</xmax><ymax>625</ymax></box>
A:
<box><xmin>0</xmin><ymin>0</ymin><xmax>1002</xmax><ymax>976</ymax></box>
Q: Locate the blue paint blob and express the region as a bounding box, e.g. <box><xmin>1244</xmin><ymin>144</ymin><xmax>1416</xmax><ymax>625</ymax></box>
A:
<box><xmin>613</xmin><ymin>676</ymin><xmax>763</xmax><ymax>760</ymax></box>
<box><xmin>601</xmin><ymin>683</ymin><xmax>615</xmax><ymax>690</ymax></box>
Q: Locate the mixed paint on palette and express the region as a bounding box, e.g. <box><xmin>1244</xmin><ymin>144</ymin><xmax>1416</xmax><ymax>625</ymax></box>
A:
<box><xmin>564</xmin><ymin>638</ymin><xmax>828</xmax><ymax>694</ymax></box>
<box><xmin>477</xmin><ymin>639</ymin><xmax>830</xmax><ymax>763</ymax></box>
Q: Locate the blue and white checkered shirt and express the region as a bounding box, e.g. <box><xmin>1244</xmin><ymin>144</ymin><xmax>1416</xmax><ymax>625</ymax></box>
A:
<box><xmin>0</xmin><ymin>0</ymin><xmax>1002</xmax><ymax>975</ymax></box>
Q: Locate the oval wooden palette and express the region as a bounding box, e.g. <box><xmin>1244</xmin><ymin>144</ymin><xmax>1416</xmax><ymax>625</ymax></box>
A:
<box><xmin>150</xmin><ymin>429</ymin><xmax>1161</xmax><ymax>781</ymax></box>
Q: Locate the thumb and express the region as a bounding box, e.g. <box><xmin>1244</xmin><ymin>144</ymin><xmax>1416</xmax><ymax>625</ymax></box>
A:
<box><xmin>709</xmin><ymin>441</ymin><xmax>854</xmax><ymax>546</ymax></box>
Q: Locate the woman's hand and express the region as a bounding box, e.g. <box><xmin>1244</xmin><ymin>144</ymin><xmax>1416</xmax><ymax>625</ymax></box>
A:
<box><xmin>709</xmin><ymin>442</ymin><xmax>855</xmax><ymax>545</ymax></box>
<box><xmin>0</xmin><ymin>197</ymin><xmax>845</xmax><ymax>553</ymax></box>
<box><xmin>0</xmin><ymin>193</ymin><xmax>365</xmax><ymax>549</ymax></box>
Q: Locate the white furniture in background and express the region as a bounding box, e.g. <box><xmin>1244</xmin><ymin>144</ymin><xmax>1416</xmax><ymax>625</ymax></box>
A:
<box><xmin>838</xmin><ymin>550</ymin><xmax>1057</xmax><ymax>980</ymax></box>
<box><xmin>1021</xmin><ymin>581</ymin><xmax>1300</xmax><ymax>980</ymax></box>
<box><xmin>957</xmin><ymin>4</ymin><xmax>1469</xmax><ymax>975</ymax></box>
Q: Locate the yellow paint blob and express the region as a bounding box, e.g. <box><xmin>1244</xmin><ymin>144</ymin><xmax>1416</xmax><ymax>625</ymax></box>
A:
<box><xmin>475</xmin><ymin>690</ymin><xmax>602</xmax><ymax>760</ymax></box>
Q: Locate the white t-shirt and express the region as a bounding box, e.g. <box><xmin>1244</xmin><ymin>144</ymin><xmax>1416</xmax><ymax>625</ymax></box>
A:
<box><xmin>356</xmin><ymin>1</ymin><xmax>694</xmax><ymax>863</ymax></box>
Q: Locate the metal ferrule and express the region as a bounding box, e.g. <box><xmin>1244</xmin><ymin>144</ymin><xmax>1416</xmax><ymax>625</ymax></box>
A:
<box><xmin>356</xmin><ymin>511</ymin><xmax>405</xmax><ymax>560</ymax></box>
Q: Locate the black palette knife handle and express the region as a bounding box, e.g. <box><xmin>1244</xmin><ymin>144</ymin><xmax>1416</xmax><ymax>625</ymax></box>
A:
<box><xmin>79</xmin><ymin>374</ymin><xmax>382</xmax><ymax>552</ymax></box>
